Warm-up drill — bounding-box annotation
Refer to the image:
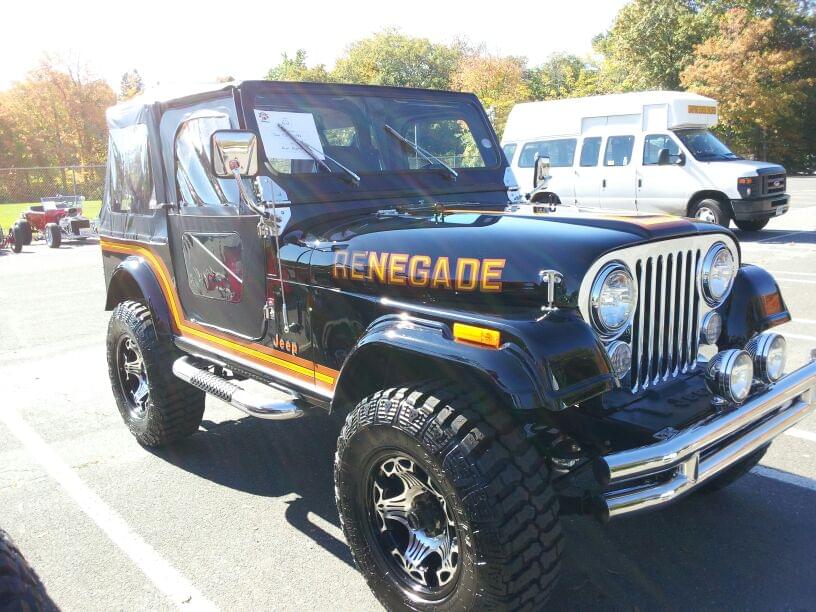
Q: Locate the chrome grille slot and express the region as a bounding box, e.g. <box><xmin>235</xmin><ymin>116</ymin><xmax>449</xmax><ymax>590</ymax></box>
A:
<box><xmin>631</xmin><ymin>247</ymin><xmax>701</xmax><ymax>392</ymax></box>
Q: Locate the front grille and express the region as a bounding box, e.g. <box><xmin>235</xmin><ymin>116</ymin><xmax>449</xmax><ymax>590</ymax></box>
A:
<box><xmin>631</xmin><ymin>247</ymin><xmax>702</xmax><ymax>392</ymax></box>
<box><xmin>70</xmin><ymin>218</ymin><xmax>90</xmax><ymax>234</ymax></box>
<box><xmin>763</xmin><ymin>173</ymin><xmax>786</xmax><ymax>195</ymax></box>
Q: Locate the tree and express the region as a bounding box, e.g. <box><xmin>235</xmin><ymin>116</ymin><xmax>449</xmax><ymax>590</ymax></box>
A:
<box><xmin>452</xmin><ymin>54</ymin><xmax>529</xmax><ymax>133</ymax></box>
<box><xmin>681</xmin><ymin>7</ymin><xmax>814</xmax><ymax>165</ymax></box>
<box><xmin>594</xmin><ymin>0</ymin><xmax>707</xmax><ymax>91</ymax></box>
<box><xmin>119</xmin><ymin>69</ymin><xmax>144</xmax><ymax>100</ymax></box>
<box><xmin>525</xmin><ymin>54</ymin><xmax>601</xmax><ymax>100</ymax></box>
<box><xmin>266</xmin><ymin>50</ymin><xmax>333</xmax><ymax>83</ymax></box>
<box><xmin>332</xmin><ymin>29</ymin><xmax>461</xmax><ymax>89</ymax></box>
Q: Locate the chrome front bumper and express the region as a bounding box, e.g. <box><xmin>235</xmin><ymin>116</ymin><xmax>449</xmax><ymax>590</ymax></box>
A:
<box><xmin>594</xmin><ymin>358</ymin><xmax>816</xmax><ymax>521</ymax></box>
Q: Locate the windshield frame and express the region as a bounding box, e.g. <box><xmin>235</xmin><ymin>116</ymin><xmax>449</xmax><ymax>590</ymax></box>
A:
<box><xmin>238</xmin><ymin>81</ymin><xmax>505</xmax><ymax>204</ymax></box>
<box><xmin>673</xmin><ymin>128</ymin><xmax>742</xmax><ymax>162</ymax></box>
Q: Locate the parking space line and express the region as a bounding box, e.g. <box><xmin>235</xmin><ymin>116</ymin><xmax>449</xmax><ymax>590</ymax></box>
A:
<box><xmin>790</xmin><ymin>318</ymin><xmax>816</xmax><ymax>325</ymax></box>
<box><xmin>775</xmin><ymin>278</ymin><xmax>816</xmax><ymax>285</ymax></box>
<box><xmin>757</xmin><ymin>230</ymin><xmax>814</xmax><ymax>243</ymax></box>
<box><xmin>0</xmin><ymin>408</ymin><xmax>217</xmax><ymax>612</ymax></box>
<box><xmin>751</xmin><ymin>465</ymin><xmax>816</xmax><ymax>492</ymax></box>
<box><xmin>780</xmin><ymin>332</ymin><xmax>816</xmax><ymax>342</ymax></box>
<box><xmin>766</xmin><ymin>271</ymin><xmax>816</xmax><ymax>277</ymax></box>
<box><xmin>785</xmin><ymin>428</ymin><xmax>816</xmax><ymax>443</ymax></box>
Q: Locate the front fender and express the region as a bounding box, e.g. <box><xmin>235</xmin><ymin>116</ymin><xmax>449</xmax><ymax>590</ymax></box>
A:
<box><xmin>105</xmin><ymin>255</ymin><xmax>175</xmax><ymax>336</ymax></box>
<box><xmin>721</xmin><ymin>264</ymin><xmax>790</xmax><ymax>348</ymax></box>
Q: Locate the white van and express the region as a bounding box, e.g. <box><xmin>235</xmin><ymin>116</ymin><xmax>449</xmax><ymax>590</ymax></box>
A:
<box><xmin>502</xmin><ymin>91</ymin><xmax>789</xmax><ymax>230</ymax></box>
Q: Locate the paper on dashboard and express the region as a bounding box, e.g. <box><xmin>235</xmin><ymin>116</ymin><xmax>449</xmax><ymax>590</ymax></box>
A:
<box><xmin>253</xmin><ymin>110</ymin><xmax>325</xmax><ymax>160</ymax></box>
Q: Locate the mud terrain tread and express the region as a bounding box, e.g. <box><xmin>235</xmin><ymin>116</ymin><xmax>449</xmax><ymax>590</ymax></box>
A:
<box><xmin>0</xmin><ymin>529</ymin><xmax>57</xmax><ymax>611</ymax></box>
<box><xmin>107</xmin><ymin>300</ymin><xmax>204</xmax><ymax>447</ymax></box>
<box><xmin>335</xmin><ymin>381</ymin><xmax>563</xmax><ymax>611</ymax></box>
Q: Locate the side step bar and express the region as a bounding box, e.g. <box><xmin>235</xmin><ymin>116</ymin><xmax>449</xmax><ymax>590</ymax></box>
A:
<box><xmin>172</xmin><ymin>356</ymin><xmax>304</xmax><ymax>420</ymax></box>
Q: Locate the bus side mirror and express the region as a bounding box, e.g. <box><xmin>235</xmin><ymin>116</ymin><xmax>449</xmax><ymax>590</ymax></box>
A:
<box><xmin>212</xmin><ymin>130</ymin><xmax>259</xmax><ymax>178</ymax></box>
<box><xmin>533</xmin><ymin>155</ymin><xmax>551</xmax><ymax>188</ymax></box>
<box><xmin>657</xmin><ymin>148</ymin><xmax>671</xmax><ymax>166</ymax></box>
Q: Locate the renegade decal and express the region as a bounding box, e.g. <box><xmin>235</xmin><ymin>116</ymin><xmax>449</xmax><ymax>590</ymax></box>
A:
<box><xmin>333</xmin><ymin>251</ymin><xmax>506</xmax><ymax>292</ymax></box>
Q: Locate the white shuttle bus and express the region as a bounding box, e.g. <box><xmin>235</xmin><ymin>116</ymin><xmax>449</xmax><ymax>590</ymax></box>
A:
<box><xmin>502</xmin><ymin>91</ymin><xmax>789</xmax><ymax>230</ymax></box>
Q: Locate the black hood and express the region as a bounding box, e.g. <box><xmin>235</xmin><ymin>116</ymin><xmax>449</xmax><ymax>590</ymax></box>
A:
<box><xmin>306</xmin><ymin>208</ymin><xmax>732</xmax><ymax>313</ymax></box>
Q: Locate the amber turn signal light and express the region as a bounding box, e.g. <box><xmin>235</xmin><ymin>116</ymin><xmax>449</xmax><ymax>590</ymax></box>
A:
<box><xmin>452</xmin><ymin>323</ymin><xmax>501</xmax><ymax>348</ymax></box>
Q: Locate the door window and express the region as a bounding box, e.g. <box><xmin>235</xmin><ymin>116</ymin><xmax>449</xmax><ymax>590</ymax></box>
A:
<box><xmin>502</xmin><ymin>143</ymin><xmax>517</xmax><ymax>164</ymax></box>
<box><xmin>604</xmin><ymin>136</ymin><xmax>635</xmax><ymax>166</ymax></box>
<box><xmin>518</xmin><ymin>139</ymin><xmax>577</xmax><ymax>168</ymax></box>
<box><xmin>107</xmin><ymin>124</ymin><xmax>156</xmax><ymax>213</ymax></box>
<box><xmin>175</xmin><ymin>112</ymin><xmax>242</xmax><ymax>206</ymax></box>
<box><xmin>643</xmin><ymin>134</ymin><xmax>681</xmax><ymax>165</ymax></box>
<box><xmin>579</xmin><ymin>137</ymin><xmax>602</xmax><ymax>167</ymax></box>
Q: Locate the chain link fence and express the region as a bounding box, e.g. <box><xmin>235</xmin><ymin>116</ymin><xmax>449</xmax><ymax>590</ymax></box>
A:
<box><xmin>0</xmin><ymin>165</ymin><xmax>105</xmax><ymax>205</ymax></box>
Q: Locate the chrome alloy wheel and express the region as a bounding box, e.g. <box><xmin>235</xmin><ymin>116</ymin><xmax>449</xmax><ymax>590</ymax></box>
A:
<box><xmin>116</xmin><ymin>336</ymin><xmax>149</xmax><ymax>419</ymax></box>
<box><xmin>368</xmin><ymin>454</ymin><xmax>459</xmax><ymax>591</ymax></box>
<box><xmin>695</xmin><ymin>206</ymin><xmax>718</xmax><ymax>224</ymax></box>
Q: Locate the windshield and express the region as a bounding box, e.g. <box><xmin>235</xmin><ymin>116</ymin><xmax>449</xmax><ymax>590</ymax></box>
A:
<box><xmin>674</xmin><ymin>129</ymin><xmax>741</xmax><ymax>161</ymax></box>
<box><xmin>246</xmin><ymin>91</ymin><xmax>499</xmax><ymax>179</ymax></box>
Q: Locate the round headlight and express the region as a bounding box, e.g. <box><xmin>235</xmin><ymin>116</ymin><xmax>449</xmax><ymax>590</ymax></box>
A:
<box><xmin>607</xmin><ymin>341</ymin><xmax>632</xmax><ymax>379</ymax></box>
<box><xmin>701</xmin><ymin>243</ymin><xmax>736</xmax><ymax>305</ymax></box>
<box><xmin>746</xmin><ymin>332</ymin><xmax>787</xmax><ymax>383</ymax></box>
<box><xmin>705</xmin><ymin>349</ymin><xmax>754</xmax><ymax>404</ymax></box>
<box><xmin>700</xmin><ymin>311</ymin><xmax>722</xmax><ymax>345</ymax></box>
<box><xmin>590</xmin><ymin>263</ymin><xmax>637</xmax><ymax>335</ymax></box>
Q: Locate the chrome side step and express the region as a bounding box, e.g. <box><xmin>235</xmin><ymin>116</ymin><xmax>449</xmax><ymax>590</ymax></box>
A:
<box><xmin>172</xmin><ymin>356</ymin><xmax>304</xmax><ymax>420</ymax></box>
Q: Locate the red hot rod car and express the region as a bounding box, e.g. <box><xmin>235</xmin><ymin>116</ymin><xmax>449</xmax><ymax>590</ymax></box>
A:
<box><xmin>14</xmin><ymin>195</ymin><xmax>95</xmax><ymax>248</ymax></box>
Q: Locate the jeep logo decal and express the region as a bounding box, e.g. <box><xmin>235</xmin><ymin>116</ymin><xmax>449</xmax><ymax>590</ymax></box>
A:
<box><xmin>332</xmin><ymin>251</ymin><xmax>506</xmax><ymax>292</ymax></box>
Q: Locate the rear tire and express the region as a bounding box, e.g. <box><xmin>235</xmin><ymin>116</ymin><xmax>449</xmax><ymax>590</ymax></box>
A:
<box><xmin>701</xmin><ymin>445</ymin><xmax>769</xmax><ymax>493</ymax></box>
<box><xmin>691</xmin><ymin>198</ymin><xmax>730</xmax><ymax>227</ymax></box>
<box><xmin>335</xmin><ymin>381</ymin><xmax>563</xmax><ymax>611</ymax></box>
<box><xmin>735</xmin><ymin>218</ymin><xmax>770</xmax><ymax>232</ymax></box>
<box><xmin>107</xmin><ymin>300</ymin><xmax>204</xmax><ymax>447</ymax></box>
<box><xmin>0</xmin><ymin>528</ymin><xmax>57</xmax><ymax>611</ymax></box>
<box><xmin>44</xmin><ymin>223</ymin><xmax>61</xmax><ymax>248</ymax></box>
<box><xmin>11</xmin><ymin>225</ymin><xmax>23</xmax><ymax>253</ymax></box>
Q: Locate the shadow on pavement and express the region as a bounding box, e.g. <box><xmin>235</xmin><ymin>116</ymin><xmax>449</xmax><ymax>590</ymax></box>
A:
<box><xmin>151</xmin><ymin>416</ymin><xmax>816</xmax><ymax>609</ymax></box>
<box><xmin>733</xmin><ymin>227</ymin><xmax>816</xmax><ymax>245</ymax></box>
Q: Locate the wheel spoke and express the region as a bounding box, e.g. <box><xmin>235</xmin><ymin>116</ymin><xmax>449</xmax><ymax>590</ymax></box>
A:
<box><xmin>132</xmin><ymin>379</ymin><xmax>149</xmax><ymax>406</ymax></box>
<box><xmin>373</xmin><ymin>483</ymin><xmax>410</xmax><ymax>531</ymax></box>
<box><xmin>436</xmin><ymin>535</ymin><xmax>458</xmax><ymax>587</ymax></box>
<box><xmin>403</xmin><ymin>531</ymin><xmax>436</xmax><ymax>568</ymax></box>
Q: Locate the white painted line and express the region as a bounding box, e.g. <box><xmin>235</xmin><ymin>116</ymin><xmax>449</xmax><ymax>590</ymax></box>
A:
<box><xmin>757</xmin><ymin>230</ymin><xmax>814</xmax><ymax>243</ymax></box>
<box><xmin>781</xmin><ymin>332</ymin><xmax>816</xmax><ymax>342</ymax></box>
<box><xmin>785</xmin><ymin>427</ymin><xmax>816</xmax><ymax>443</ymax></box>
<box><xmin>774</xmin><ymin>277</ymin><xmax>816</xmax><ymax>285</ymax></box>
<box><xmin>790</xmin><ymin>318</ymin><xmax>816</xmax><ymax>325</ymax></box>
<box><xmin>0</xmin><ymin>408</ymin><xmax>217</xmax><ymax>611</ymax></box>
<box><xmin>765</xmin><ymin>271</ymin><xmax>816</xmax><ymax>277</ymax></box>
<box><xmin>751</xmin><ymin>465</ymin><xmax>816</xmax><ymax>493</ymax></box>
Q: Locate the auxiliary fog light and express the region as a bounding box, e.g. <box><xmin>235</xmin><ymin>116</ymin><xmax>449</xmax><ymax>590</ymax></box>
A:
<box><xmin>705</xmin><ymin>349</ymin><xmax>754</xmax><ymax>404</ymax></box>
<box><xmin>607</xmin><ymin>341</ymin><xmax>632</xmax><ymax>379</ymax></box>
<box><xmin>700</xmin><ymin>311</ymin><xmax>722</xmax><ymax>345</ymax></box>
<box><xmin>746</xmin><ymin>332</ymin><xmax>787</xmax><ymax>383</ymax></box>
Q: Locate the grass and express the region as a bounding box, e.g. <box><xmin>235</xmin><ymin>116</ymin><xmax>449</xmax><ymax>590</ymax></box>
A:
<box><xmin>0</xmin><ymin>200</ymin><xmax>103</xmax><ymax>229</ymax></box>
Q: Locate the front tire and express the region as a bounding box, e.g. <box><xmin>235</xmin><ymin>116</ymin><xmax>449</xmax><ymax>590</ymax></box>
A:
<box><xmin>691</xmin><ymin>198</ymin><xmax>730</xmax><ymax>227</ymax></box>
<box><xmin>107</xmin><ymin>301</ymin><xmax>204</xmax><ymax>447</ymax></box>
<box><xmin>44</xmin><ymin>223</ymin><xmax>61</xmax><ymax>248</ymax></box>
<box><xmin>702</xmin><ymin>445</ymin><xmax>768</xmax><ymax>493</ymax></box>
<box><xmin>14</xmin><ymin>220</ymin><xmax>32</xmax><ymax>245</ymax></box>
<box><xmin>0</xmin><ymin>528</ymin><xmax>57</xmax><ymax>611</ymax></box>
<box><xmin>335</xmin><ymin>382</ymin><xmax>563</xmax><ymax>611</ymax></box>
<box><xmin>11</xmin><ymin>225</ymin><xmax>23</xmax><ymax>253</ymax></box>
<box><xmin>735</xmin><ymin>218</ymin><xmax>770</xmax><ymax>232</ymax></box>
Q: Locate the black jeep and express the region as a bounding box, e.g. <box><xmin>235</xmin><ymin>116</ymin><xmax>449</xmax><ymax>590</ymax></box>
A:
<box><xmin>99</xmin><ymin>81</ymin><xmax>815</xmax><ymax>610</ymax></box>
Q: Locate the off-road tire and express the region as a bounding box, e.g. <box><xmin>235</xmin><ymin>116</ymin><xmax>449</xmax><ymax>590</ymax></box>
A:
<box><xmin>11</xmin><ymin>225</ymin><xmax>23</xmax><ymax>253</ymax></box>
<box><xmin>735</xmin><ymin>218</ymin><xmax>770</xmax><ymax>232</ymax></box>
<box><xmin>335</xmin><ymin>381</ymin><xmax>563</xmax><ymax>611</ymax></box>
<box><xmin>701</xmin><ymin>444</ymin><xmax>769</xmax><ymax>493</ymax></box>
<box><xmin>107</xmin><ymin>300</ymin><xmax>204</xmax><ymax>447</ymax></box>
<box><xmin>690</xmin><ymin>198</ymin><xmax>730</xmax><ymax>227</ymax></box>
<box><xmin>44</xmin><ymin>223</ymin><xmax>60</xmax><ymax>249</ymax></box>
<box><xmin>13</xmin><ymin>221</ymin><xmax>32</xmax><ymax>245</ymax></box>
<box><xmin>0</xmin><ymin>529</ymin><xmax>57</xmax><ymax>611</ymax></box>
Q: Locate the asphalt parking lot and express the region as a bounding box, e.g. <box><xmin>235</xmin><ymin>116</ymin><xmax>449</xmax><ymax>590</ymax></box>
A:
<box><xmin>2</xmin><ymin>179</ymin><xmax>815</xmax><ymax>611</ymax></box>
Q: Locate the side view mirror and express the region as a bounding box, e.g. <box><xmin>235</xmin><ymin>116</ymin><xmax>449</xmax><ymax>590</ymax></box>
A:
<box><xmin>657</xmin><ymin>148</ymin><xmax>686</xmax><ymax>166</ymax></box>
<box><xmin>212</xmin><ymin>130</ymin><xmax>259</xmax><ymax>178</ymax></box>
<box><xmin>533</xmin><ymin>155</ymin><xmax>551</xmax><ymax>188</ymax></box>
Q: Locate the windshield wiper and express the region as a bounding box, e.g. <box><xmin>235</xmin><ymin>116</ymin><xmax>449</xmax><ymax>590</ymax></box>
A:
<box><xmin>383</xmin><ymin>124</ymin><xmax>458</xmax><ymax>181</ymax></box>
<box><xmin>276</xmin><ymin>123</ymin><xmax>360</xmax><ymax>185</ymax></box>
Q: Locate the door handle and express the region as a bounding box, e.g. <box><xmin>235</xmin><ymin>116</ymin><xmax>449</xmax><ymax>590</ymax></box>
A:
<box><xmin>638</xmin><ymin>178</ymin><xmax>642</xmax><ymax>188</ymax></box>
<box><xmin>602</xmin><ymin>179</ymin><xmax>606</xmax><ymax>188</ymax></box>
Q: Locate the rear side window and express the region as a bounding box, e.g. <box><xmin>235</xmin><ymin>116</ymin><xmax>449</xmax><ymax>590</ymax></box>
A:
<box><xmin>107</xmin><ymin>124</ymin><xmax>156</xmax><ymax>213</ymax></box>
<box><xmin>643</xmin><ymin>134</ymin><xmax>681</xmax><ymax>165</ymax></box>
<box><xmin>579</xmin><ymin>137</ymin><xmax>602</xmax><ymax>167</ymax></box>
<box><xmin>518</xmin><ymin>139</ymin><xmax>577</xmax><ymax>168</ymax></box>
<box><xmin>175</xmin><ymin>112</ymin><xmax>241</xmax><ymax>206</ymax></box>
<box><xmin>604</xmin><ymin>136</ymin><xmax>635</xmax><ymax>166</ymax></box>
<box><xmin>502</xmin><ymin>143</ymin><xmax>517</xmax><ymax>163</ymax></box>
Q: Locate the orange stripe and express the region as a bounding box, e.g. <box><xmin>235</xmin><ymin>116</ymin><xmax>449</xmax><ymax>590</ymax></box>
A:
<box><xmin>100</xmin><ymin>237</ymin><xmax>338</xmax><ymax>387</ymax></box>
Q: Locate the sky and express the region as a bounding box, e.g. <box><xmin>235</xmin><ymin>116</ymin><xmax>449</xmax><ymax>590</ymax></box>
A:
<box><xmin>1</xmin><ymin>0</ymin><xmax>629</xmax><ymax>91</ymax></box>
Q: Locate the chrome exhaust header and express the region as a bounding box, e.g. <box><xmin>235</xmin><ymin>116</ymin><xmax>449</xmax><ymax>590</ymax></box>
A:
<box><xmin>172</xmin><ymin>356</ymin><xmax>304</xmax><ymax>420</ymax></box>
<box><xmin>594</xmin><ymin>357</ymin><xmax>816</xmax><ymax>521</ymax></box>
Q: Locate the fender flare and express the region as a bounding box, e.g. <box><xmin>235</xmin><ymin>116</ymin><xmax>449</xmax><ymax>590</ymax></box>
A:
<box><xmin>331</xmin><ymin>314</ymin><xmax>557</xmax><ymax>415</ymax></box>
<box><xmin>105</xmin><ymin>255</ymin><xmax>175</xmax><ymax>337</ymax></box>
<box><xmin>721</xmin><ymin>264</ymin><xmax>790</xmax><ymax>348</ymax></box>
